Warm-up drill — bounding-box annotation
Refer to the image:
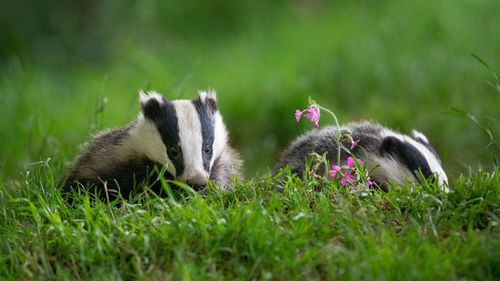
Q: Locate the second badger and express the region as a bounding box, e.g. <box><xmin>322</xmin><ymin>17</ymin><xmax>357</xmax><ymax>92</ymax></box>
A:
<box><xmin>274</xmin><ymin>121</ymin><xmax>449</xmax><ymax>192</ymax></box>
<box><xmin>63</xmin><ymin>90</ymin><xmax>242</xmax><ymax>199</ymax></box>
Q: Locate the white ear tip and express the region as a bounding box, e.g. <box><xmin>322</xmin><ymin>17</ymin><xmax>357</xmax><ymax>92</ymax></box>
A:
<box><xmin>139</xmin><ymin>90</ymin><xmax>147</xmax><ymax>102</ymax></box>
<box><xmin>139</xmin><ymin>90</ymin><xmax>164</xmax><ymax>105</ymax></box>
<box><xmin>412</xmin><ymin>129</ymin><xmax>429</xmax><ymax>143</ymax></box>
<box><xmin>198</xmin><ymin>91</ymin><xmax>207</xmax><ymax>101</ymax></box>
<box><xmin>207</xmin><ymin>89</ymin><xmax>217</xmax><ymax>100</ymax></box>
<box><xmin>198</xmin><ymin>89</ymin><xmax>217</xmax><ymax>102</ymax></box>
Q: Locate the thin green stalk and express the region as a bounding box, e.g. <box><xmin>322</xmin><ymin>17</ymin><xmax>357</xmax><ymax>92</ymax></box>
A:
<box><xmin>316</xmin><ymin>105</ymin><xmax>342</xmax><ymax>166</ymax></box>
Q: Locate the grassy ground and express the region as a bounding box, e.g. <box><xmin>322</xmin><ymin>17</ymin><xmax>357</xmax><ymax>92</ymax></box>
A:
<box><xmin>0</xmin><ymin>163</ymin><xmax>499</xmax><ymax>280</ymax></box>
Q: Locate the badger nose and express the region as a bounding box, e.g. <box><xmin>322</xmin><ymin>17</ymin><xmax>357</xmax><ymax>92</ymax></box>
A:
<box><xmin>186</xmin><ymin>177</ymin><xmax>208</xmax><ymax>190</ymax></box>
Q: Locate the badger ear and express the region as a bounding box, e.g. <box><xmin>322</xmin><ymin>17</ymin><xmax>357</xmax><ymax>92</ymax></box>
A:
<box><xmin>198</xmin><ymin>90</ymin><xmax>218</xmax><ymax>113</ymax></box>
<box><xmin>139</xmin><ymin>90</ymin><xmax>165</xmax><ymax>120</ymax></box>
<box><xmin>411</xmin><ymin>130</ymin><xmax>429</xmax><ymax>144</ymax></box>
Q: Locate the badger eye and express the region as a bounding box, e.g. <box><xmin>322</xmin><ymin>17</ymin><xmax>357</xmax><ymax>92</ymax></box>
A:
<box><xmin>168</xmin><ymin>146</ymin><xmax>180</xmax><ymax>157</ymax></box>
<box><xmin>203</xmin><ymin>144</ymin><xmax>212</xmax><ymax>155</ymax></box>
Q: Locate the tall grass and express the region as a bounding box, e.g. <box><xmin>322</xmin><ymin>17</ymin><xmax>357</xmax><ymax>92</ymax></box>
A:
<box><xmin>1</xmin><ymin>161</ymin><xmax>499</xmax><ymax>280</ymax></box>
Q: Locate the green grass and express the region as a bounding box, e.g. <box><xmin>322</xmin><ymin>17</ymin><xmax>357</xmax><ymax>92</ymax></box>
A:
<box><xmin>1</xmin><ymin>163</ymin><xmax>499</xmax><ymax>280</ymax></box>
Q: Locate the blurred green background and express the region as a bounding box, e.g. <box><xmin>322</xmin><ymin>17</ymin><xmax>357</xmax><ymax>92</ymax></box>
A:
<box><xmin>1</xmin><ymin>0</ymin><xmax>499</xmax><ymax>181</ymax></box>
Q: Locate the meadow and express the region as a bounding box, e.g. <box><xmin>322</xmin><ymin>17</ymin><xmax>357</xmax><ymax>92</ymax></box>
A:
<box><xmin>1</xmin><ymin>0</ymin><xmax>500</xmax><ymax>279</ymax></box>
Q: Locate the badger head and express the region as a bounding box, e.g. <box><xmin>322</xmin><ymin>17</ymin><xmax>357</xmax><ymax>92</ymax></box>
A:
<box><xmin>369</xmin><ymin>129</ymin><xmax>449</xmax><ymax>192</ymax></box>
<box><xmin>130</xmin><ymin>90</ymin><xmax>228</xmax><ymax>190</ymax></box>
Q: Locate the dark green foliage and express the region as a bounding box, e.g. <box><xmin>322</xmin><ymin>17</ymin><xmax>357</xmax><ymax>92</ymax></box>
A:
<box><xmin>1</xmin><ymin>0</ymin><xmax>500</xmax><ymax>179</ymax></box>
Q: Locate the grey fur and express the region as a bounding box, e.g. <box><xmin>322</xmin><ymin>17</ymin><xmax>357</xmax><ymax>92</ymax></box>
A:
<box><xmin>274</xmin><ymin>121</ymin><xmax>448</xmax><ymax>189</ymax></box>
<box><xmin>209</xmin><ymin>146</ymin><xmax>243</xmax><ymax>190</ymax></box>
<box><xmin>62</xmin><ymin>123</ymin><xmax>160</xmax><ymax>200</ymax></box>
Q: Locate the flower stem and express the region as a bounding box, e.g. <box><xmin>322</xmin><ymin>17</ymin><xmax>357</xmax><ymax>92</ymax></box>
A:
<box><xmin>316</xmin><ymin>105</ymin><xmax>342</xmax><ymax>166</ymax></box>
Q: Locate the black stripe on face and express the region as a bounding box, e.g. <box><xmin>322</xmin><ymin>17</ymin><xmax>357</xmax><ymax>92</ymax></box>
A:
<box><xmin>192</xmin><ymin>97</ymin><xmax>215</xmax><ymax>172</ymax></box>
<box><xmin>143</xmin><ymin>98</ymin><xmax>184</xmax><ymax>177</ymax></box>
<box><xmin>380</xmin><ymin>136</ymin><xmax>433</xmax><ymax>181</ymax></box>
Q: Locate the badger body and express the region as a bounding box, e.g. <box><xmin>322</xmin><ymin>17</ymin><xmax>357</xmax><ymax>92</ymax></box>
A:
<box><xmin>63</xmin><ymin>90</ymin><xmax>242</xmax><ymax>200</ymax></box>
<box><xmin>274</xmin><ymin>121</ymin><xmax>448</xmax><ymax>191</ymax></box>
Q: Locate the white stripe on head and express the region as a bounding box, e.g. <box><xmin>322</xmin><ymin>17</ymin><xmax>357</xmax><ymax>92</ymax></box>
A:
<box><xmin>127</xmin><ymin>114</ymin><xmax>176</xmax><ymax>176</ymax></box>
<box><xmin>410</xmin><ymin>130</ymin><xmax>449</xmax><ymax>189</ymax></box>
<box><xmin>211</xmin><ymin>111</ymin><xmax>228</xmax><ymax>167</ymax></box>
<box><xmin>172</xmin><ymin>100</ymin><xmax>208</xmax><ymax>181</ymax></box>
<box><xmin>404</xmin><ymin>136</ymin><xmax>449</xmax><ymax>192</ymax></box>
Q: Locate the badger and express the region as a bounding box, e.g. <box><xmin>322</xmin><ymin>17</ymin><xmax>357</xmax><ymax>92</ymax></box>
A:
<box><xmin>62</xmin><ymin>90</ymin><xmax>243</xmax><ymax>200</ymax></box>
<box><xmin>274</xmin><ymin>121</ymin><xmax>449</xmax><ymax>192</ymax></box>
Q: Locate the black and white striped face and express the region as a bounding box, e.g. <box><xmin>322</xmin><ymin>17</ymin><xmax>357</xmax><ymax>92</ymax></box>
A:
<box><xmin>132</xmin><ymin>90</ymin><xmax>228</xmax><ymax>189</ymax></box>
<box><xmin>376</xmin><ymin>129</ymin><xmax>449</xmax><ymax>192</ymax></box>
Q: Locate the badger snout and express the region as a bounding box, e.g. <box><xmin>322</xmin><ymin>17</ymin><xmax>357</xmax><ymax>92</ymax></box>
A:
<box><xmin>185</xmin><ymin>176</ymin><xmax>208</xmax><ymax>190</ymax></box>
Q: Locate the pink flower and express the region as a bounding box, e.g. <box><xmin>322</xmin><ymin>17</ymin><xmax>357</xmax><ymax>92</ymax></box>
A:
<box><xmin>339</xmin><ymin>172</ymin><xmax>355</xmax><ymax>186</ymax></box>
<box><xmin>305</xmin><ymin>108</ymin><xmax>320</xmax><ymax>122</ymax></box>
<box><xmin>295</xmin><ymin>107</ymin><xmax>320</xmax><ymax>127</ymax></box>
<box><xmin>347</xmin><ymin>157</ymin><xmax>354</xmax><ymax>168</ymax></box>
<box><xmin>330</xmin><ymin>165</ymin><xmax>340</xmax><ymax>178</ymax></box>
<box><xmin>344</xmin><ymin>172</ymin><xmax>355</xmax><ymax>182</ymax></box>
<box><xmin>367</xmin><ymin>181</ymin><xmax>373</xmax><ymax>186</ymax></box>
<box><xmin>295</xmin><ymin>110</ymin><xmax>302</xmax><ymax>122</ymax></box>
<box><xmin>350</xmin><ymin>140</ymin><xmax>360</xmax><ymax>150</ymax></box>
<box><xmin>347</xmin><ymin>157</ymin><xmax>363</xmax><ymax>168</ymax></box>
